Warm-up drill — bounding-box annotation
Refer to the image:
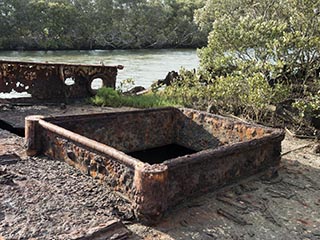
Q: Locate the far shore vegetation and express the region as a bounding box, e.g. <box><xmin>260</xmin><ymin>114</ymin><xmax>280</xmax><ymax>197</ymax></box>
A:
<box><xmin>1</xmin><ymin>0</ymin><xmax>319</xmax><ymax>136</ymax></box>
<box><xmin>0</xmin><ymin>0</ymin><xmax>207</xmax><ymax>50</ymax></box>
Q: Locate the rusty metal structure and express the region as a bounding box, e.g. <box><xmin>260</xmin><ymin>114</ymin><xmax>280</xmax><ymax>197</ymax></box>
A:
<box><xmin>0</xmin><ymin>60</ymin><xmax>123</xmax><ymax>101</ymax></box>
<box><xmin>25</xmin><ymin>108</ymin><xmax>285</xmax><ymax>223</ymax></box>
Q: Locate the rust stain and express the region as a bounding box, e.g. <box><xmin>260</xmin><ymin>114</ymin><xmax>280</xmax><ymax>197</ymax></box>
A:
<box><xmin>24</xmin><ymin>107</ymin><xmax>285</xmax><ymax>224</ymax></box>
<box><xmin>296</xmin><ymin>218</ymin><xmax>311</xmax><ymax>226</ymax></box>
<box><xmin>0</xmin><ymin>60</ymin><xmax>123</xmax><ymax>101</ymax></box>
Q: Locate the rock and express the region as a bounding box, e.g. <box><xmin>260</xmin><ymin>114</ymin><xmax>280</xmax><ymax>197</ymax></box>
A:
<box><xmin>313</xmin><ymin>143</ymin><xmax>320</xmax><ymax>154</ymax></box>
<box><xmin>123</xmin><ymin>86</ymin><xmax>146</xmax><ymax>95</ymax></box>
<box><xmin>312</xmin><ymin>230</ymin><xmax>320</xmax><ymax>237</ymax></box>
<box><xmin>163</xmin><ymin>70</ymin><xmax>179</xmax><ymax>86</ymax></box>
<box><xmin>60</xmin><ymin>103</ymin><xmax>67</xmax><ymax>110</ymax></box>
<box><xmin>154</xmin><ymin>71</ymin><xmax>179</xmax><ymax>87</ymax></box>
<box><xmin>0</xmin><ymin>154</ymin><xmax>20</xmax><ymax>165</ymax></box>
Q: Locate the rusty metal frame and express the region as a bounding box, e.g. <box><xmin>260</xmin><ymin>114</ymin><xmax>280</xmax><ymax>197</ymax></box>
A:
<box><xmin>0</xmin><ymin>60</ymin><xmax>123</xmax><ymax>101</ymax></box>
<box><xmin>25</xmin><ymin>108</ymin><xmax>285</xmax><ymax>224</ymax></box>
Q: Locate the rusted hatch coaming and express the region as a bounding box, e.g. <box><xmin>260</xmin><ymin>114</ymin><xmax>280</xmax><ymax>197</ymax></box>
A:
<box><xmin>0</xmin><ymin>60</ymin><xmax>123</xmax><ymax>100</ymax></box>
<box><xmin>25</xmin><ymin>108</ymin><xmax>285</xmax><ymax>224</ymax></box>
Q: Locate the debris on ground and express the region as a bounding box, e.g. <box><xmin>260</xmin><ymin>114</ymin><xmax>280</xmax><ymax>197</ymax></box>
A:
<box><xmin>0</xmin><ymin>104</ymin><xmax>319</xmax><ymax>239</ymax></box>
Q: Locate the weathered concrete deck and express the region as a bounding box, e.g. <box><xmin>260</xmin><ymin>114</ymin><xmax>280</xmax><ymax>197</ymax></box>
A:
<box><xmin>0</xmin><ymin>104</ymin><xmax>320</xmax><ymax>240</ymax></box>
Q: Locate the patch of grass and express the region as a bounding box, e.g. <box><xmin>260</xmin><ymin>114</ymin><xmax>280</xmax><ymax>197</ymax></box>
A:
<box><xmin>91</xmin><ymin>87</ymin><xmax>178</xmax><ymax>108</ymax></box>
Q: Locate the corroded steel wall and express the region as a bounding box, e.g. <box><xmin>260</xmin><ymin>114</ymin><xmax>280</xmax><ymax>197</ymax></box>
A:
<box><xmin>166</xmin><ymin>132</ymin><xmax>283</xmax><ymax>207</ymax></box>
<box><xmin>25</xmin><ymin>108</ymin><xmax>285</xmax><ymax>224</ymax></box>
<box><xmin>176</xmin><ymin>109</ymin><xmax>273</xmax><ymax>151</ymax></box>
<box><xmin>0</xmin><ymin>60</ymin><xmax>122</xmax><ymax>100</ymax></box>
<box><xmin>166</xmin><ymin>108</ymin><xmax>284</xmax><ymax>209</ymax></box>
<box><xmin>52</xmin><ymin>109</ymin><xmax>177</xmax><ymax>152</ymax></box>
<box><xmin>41</xmin><ymin>130</ymin><xmax>136</xmax><ymax>197</ymax></box>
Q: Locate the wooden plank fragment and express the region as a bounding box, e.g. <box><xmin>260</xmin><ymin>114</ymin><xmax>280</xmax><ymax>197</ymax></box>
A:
<box><xmin>63</xmin><ymin>219</ymin><xmax>132</xmax><ymax>240</ymax></box>
<box><xmin>216</xmin><ymin>196</ymin><xmax>248</xmax><ymax>210</ymax></box>
<box><xmin>217</xmin><ymin>208</ymin><xmax>250</xmax><ymax>226</ymax></box>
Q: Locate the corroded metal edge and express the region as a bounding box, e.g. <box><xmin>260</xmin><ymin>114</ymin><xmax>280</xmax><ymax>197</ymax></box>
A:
<box><xmin>0</xmin><ymin>59</ymin><xmax>124</xmax><ymax>69</ymax></box>
<box><xmin>25</xmin><ymin>107</ymin><xmax>285</xmax><ymax>224</ymax></box>
<box><xmin>0</xmin><ymin>60</ymin><xmax>122</xmax><ymax>100</ymax></box>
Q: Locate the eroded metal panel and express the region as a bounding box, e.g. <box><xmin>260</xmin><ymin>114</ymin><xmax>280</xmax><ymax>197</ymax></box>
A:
<box><xmin>25</xmin><ymin>108</ymin><xmax>285</xmax><ymax>224</ymax></box>
<box><xmin>0</xmin><ymin>60</ymin><xmax>123</xmax><ymax>100</ymax></box>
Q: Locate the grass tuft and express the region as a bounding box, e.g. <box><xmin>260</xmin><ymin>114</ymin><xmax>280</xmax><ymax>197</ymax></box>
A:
<box><xmin>91</xmin><ymin>87</ymin><xmax>178</xmax><ymax>108</ymax></box>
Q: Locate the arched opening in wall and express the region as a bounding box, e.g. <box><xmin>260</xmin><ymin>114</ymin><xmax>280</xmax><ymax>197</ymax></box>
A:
<box><xmin>90</xmin><ymin>78</ymin><xmax>104</xmax><ymax>92</ymax></box>
<box><xmin>64</xmin><ymin>77</ymin><xmax>75</xmax><ymax>86</ymax></box>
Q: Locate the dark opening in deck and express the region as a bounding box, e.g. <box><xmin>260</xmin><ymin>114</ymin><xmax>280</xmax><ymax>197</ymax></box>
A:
<box><xmin>127</xmin><ymin>144</ymin><xmax>197</xmax><ymax>164</ymax></box>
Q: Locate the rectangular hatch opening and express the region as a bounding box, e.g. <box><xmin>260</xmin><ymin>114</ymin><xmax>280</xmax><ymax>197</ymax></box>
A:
<box><xmin>127</xmin><ymin>144</ymin><xmax>197</xmax><ymax>164</ymax></box>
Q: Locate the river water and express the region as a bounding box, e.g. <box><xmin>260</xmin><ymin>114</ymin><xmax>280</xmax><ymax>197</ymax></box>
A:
<box><xmin>0</xmin><ymin>49</ymin><xmax>199</xmax><ymax>90</ymax></box>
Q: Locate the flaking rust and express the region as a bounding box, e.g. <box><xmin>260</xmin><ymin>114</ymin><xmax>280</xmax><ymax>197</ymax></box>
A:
<box><xmin>25</xmin><ymin>107</ymin><xmax>285</xmax><ymax>224</ymax></box>
<box><xmin>0</xmin><ymin>60</ymin><xmax>123</xmax><ymax>101</ymax></box>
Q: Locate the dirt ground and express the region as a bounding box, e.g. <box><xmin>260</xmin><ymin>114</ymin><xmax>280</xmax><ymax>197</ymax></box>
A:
<box><xmin>129</xmin><ymin>134</ymin><xmax>320</xmax><ymax>240</ymax></box>
<box><xmin>0</xmin><ymin>104</ymin><xmax>320</xmax><ymax>240</ymax></box>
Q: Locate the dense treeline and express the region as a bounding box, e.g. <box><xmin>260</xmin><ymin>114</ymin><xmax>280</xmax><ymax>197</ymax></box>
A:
<box><xmin>0</xmin><ymin>0</ymin><xmax>207</xmax><ymax>50</ymax></box>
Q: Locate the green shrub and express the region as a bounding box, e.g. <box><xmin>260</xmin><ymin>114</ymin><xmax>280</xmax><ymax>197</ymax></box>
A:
<box><xmin>293</xmin><ymin>80</ymin><xmax>320</xmax><ymax>120</ymax></box>
<box><xmin>197</xmin><ymin>0</ymin><xmax>320</xmax><ymax>85</ymax></box>
<box><xmin>169</xmin><ymin>0</ymin><xmax>320</xmax><ymax>131</ymax></box>
<box><xmin>164</xmin><ymin>66</ymin><xmax>290</xmax><ymax>121</ymax></box>
<box><xmin>91</xmin><ymin>87</ymin><xmax>123</xmax><ymax>107</ymax></box>
<box><xmin>91</xmin><ymin>87</ymin><xmax>178</xmax><ymax>108</ymax></box>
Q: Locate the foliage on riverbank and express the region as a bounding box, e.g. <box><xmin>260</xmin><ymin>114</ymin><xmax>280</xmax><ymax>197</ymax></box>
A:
<box><xmin>163</xmin><ymin>68</ymin><xmax>290</xmax><ymax>119</ymax></box>
<box><xmin>0</xmin><ymin>0</ymin><xmax>207</xmax><ymax>50</ymax></box>
<box><xmin>162</xmin><ymin>0</ymin><xmax>320</xmax><ymax>135</ymax></box>
<box><xmin>3</xmin><ymin>0</ymin><xmax>319</xmax><ymax>135</ymax></box>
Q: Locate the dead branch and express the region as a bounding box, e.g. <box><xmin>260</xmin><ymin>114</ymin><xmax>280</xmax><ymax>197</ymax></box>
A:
<box><xmin>285</xmin><ymin>127</ymin><xmax>317</xmax><ymax>139</ymax></box>
<box><xmin>281</xmin><ymin>143</ymin><xmax>315</xmax><ymax>156</ymax></box>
